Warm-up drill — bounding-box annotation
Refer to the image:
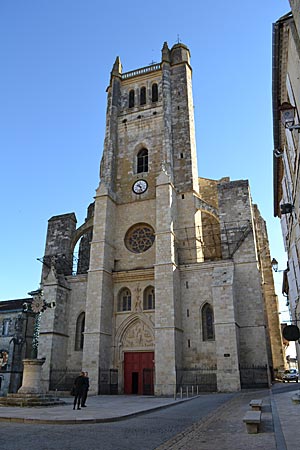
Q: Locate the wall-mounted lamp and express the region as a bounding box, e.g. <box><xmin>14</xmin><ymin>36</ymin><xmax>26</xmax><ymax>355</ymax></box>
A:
<box><xmin>271</xmin><ymin>258</ymin><xmax>279</xmax><ymax>272</ymax></box>
<box><xmin>271</xmin><ymin>258</ymin><xmax>288</xmax><ymax>273</ymax></box>
<box><xmin>273</xmin><ymin>148</ymin><xmax>284</xmax><ymax>158</ymax></box>
<box><xmin>280</xmin><ymin>203</ymin><xmax>294</xmax><ymax>214</ymax></box>
<box><xmin>279</xmin><ymin>102</ymin><xmax>300</xmax><ymax>132</ymax></box>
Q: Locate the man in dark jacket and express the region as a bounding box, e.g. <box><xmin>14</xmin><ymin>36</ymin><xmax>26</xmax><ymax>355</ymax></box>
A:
<box><xmin>81</xmin><ymin>371</ymin><xmax>90</xmax><ymax>407</ymax></box>
<box><xmin>73</xmin><ymin>371</ymin><xmax>85</xmax><ymax>410</ymax></box>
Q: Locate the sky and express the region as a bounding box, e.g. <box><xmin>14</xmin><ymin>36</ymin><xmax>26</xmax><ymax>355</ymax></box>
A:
<box><xmin>0</xmin><ymin>0</ymin><xmax>291</xmax><ymax>323</ymax></box>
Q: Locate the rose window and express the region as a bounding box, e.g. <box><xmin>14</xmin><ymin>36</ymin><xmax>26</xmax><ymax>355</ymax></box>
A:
<box><xmin>125</xmin><ymin>223</ymin><xmax>155</xmax><ymax>253</ymax></box>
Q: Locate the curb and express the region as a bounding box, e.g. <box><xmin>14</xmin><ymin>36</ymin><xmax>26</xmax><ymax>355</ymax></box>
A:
<box><xmin>269</xmin><ymin>389</ymin><xmax>287</xmax><ymax>450</ymax></box>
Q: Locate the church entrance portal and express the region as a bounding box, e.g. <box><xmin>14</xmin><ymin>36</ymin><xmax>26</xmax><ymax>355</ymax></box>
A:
<box><xmin>124</xmin><ymin>352</ymin><xmax>154</xmax><ymax>395</ymax></box>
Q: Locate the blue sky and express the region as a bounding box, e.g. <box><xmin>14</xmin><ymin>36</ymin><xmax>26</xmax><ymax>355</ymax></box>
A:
<box><xmin>0</xmin><ymin>0</ymin><xmax>290</xmax><ymax>320</ymax></box>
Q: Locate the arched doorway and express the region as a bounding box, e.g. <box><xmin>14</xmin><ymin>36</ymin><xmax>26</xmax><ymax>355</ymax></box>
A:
<box><xmin>119</xmin><ymin>317</ymin><xmax>155</xmax><ymax>395</ymax></box>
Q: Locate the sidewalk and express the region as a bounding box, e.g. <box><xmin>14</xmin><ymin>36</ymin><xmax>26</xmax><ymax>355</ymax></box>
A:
<box><xmin>0</xmin><ymin>394</ymin><xmax>194</xmax><ymax>424</ymax></box>
<box><xmin>271</xmin><ymin>386</ymin><xmax>300</xmax><ymax>450</ymax></box>
<box><xmin>0</xmin><ymin>386</ymin><xmax>299</xmax><ymax>449</ymax></box>
<box><xmin>156</xmin><ymin>386</ymin><xmax>300</xmax><ymax>450</ymax></box>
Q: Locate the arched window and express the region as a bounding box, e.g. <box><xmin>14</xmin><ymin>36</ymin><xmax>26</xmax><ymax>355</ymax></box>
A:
<box><xmin>202</xmin><ymin>303</ymin><xmax>215</xmax><ymax>341</ymax></box>
<box><xmin>75</xmin><ymin>312</ymin><xmax>85</xmax><ymax>351</ymax></box>
<box><xmin>129</xmin><ymin>90</ymin><xmax>135</xmax><ymax>108</ymax></box>
<box><xmin>137</xmin><ymin>148</ymin><xmax>148</xmax><ymax>173</ymax></box>
<box><xmin>73</xmin><ymin>229</ymin><xmax>92</xmax><ymax>275</ymax></box>
<box><xmin>140</xmin><ymin>86</ymin><xmax>146</xmax><ymax>105</ymax></box>
<box><xmin>118</xmin><ymin>288</ymin><xmax>132</xmax><ymax>312</ymax></box>
<box><xmin>152</xmin><ymin>83</ymin><xmax>158</xmax><ymax>102</ymax></box>
<box><xmin>2</xmin><ymin>319</ymin><xmax>11</xmax><ymax>336</ymax></box>
<box><xmin>143</xmin><ymin>286</ymin><xmax>155</xmax><ymax>310</ymax></box>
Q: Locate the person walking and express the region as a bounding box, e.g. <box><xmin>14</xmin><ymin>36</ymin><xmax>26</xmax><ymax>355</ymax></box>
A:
<box><xmin>81</xmin><ymin>371</ymin><xmax>90</xmax><ymax>407</ymax></box>
<box><xmin>72</xmin><ymin>371</ymin><xmax>85</xmax><ymax>410</ymax></box>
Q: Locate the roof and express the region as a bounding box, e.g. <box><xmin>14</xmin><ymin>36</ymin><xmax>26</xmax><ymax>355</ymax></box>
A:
<box><xmin>0</xmin><ymin>299</ymin><xmax>31</xmax><ymax>313</ymax></box>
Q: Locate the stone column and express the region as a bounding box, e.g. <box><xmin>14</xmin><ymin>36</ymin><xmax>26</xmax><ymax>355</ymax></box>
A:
<box><xmin>154</xmin><ymin>170</ymin><xmax>181</xmax><ymax>396</ymax></box>
<box><xmin>82</xmin><ymin>183</ymin><xmax>116</xmax><ymax>395</ymax></box>
<box><xmin>212</xmin><ymin>265</ymin><xmax>241</xmax><ymax>392</ymax></box>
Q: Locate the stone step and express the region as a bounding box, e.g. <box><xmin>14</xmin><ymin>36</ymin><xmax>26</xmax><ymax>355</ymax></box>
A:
<box><xmin>0</xmin><ymin>393</ymin><xmax>66</xmax><ymax>407</ymax></box>
<box><xmin>0</xmin><ymin>400</ymin><xmax>64</xmax><ymax>407</ymax></box>
<box><xmin>49</xmin><ymin>390</ymin><xmax>71</xmax><ymax>398</ymax></box>
<box><xmin>7</xmin><ymin>393</ymin><xmax>58</xmax><ymax>399</ymax></box>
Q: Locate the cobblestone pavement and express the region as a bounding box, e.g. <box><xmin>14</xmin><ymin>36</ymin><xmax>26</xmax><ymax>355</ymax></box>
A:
<box><xmin>155</xmin><ymin>390</ymin><xmax>276</xmax><ymax>450</ymax></box>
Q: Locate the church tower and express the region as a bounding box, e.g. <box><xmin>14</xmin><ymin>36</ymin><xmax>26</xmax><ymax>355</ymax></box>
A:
<box><xmin>82</xmin><ymin>42</ymin><xmax>204</xmax><ymax>395</ymax></box>
<box><xmin>38</xmin><ymin>41</ymin><xmax>284</xmax><ymax>397</ymax></box>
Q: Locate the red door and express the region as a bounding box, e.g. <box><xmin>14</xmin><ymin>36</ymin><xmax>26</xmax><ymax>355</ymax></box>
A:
<box><xmin>124</xmin><ymin>352</ymin><xmax>154</xmax><ymax>395</ymax></box>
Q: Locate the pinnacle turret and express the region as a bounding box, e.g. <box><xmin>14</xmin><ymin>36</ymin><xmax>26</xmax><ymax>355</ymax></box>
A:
<box><xmin>111</xmin><ymin>56</ymin><xmax>122</xmax><ymax>77</ymax></box>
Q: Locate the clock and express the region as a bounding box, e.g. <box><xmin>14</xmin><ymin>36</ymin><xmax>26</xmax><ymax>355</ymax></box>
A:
<box><xmin>31</xmin><ymin>296</ymin><xmax>45</xmax><ymax>313</ymax></box>
<box><xmin>132</xmin><ymin>179</ymin><xmax>148</xmax><ymax>194</ymax></box>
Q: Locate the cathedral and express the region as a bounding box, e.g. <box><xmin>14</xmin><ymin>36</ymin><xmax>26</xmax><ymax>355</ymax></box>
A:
<box><xmin>37</xmin><ymin>42</ymin><xmax>284</xmax><ymax>396</ymax></box>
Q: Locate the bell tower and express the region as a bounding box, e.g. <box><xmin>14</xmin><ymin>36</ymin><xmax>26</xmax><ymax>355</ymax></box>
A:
<box><xmin>83</xmin><ymin>42</ymin><xmax>203</xmax><ymax>396</ymax></box>
<box><xmin>99</xmin><ymin>41</ymin><xmax>199</xmax><ymax>200</ymax></box>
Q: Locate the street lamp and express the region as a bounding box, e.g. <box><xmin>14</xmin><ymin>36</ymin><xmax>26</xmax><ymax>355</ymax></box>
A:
<box><xmin>271</xmin><ymin>259</ymin><xmax>290</xmax><ymax>307</ymax></box>
<box><xmin>280</xmin><ymin>203</ymin><xmax>294</xmax><ymax>215</ymax></box>
<box><xmin>271</xmin><ymin>258</ymin><xmax>281</xmax><ymax>272</ymax></box>
<box><xmin>271</xmin><ymin>258</ymin><xmax>289</xmax><ymax>273</ymax></box>
<box><xmin>279</xmin><ymin>102</ymin><xmax>300</xmax><ymax>131</ymax></box>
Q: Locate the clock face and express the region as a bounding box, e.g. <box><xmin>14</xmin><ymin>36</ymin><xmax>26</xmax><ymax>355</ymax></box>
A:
<box><xmin>31</xmin><ymin>297</ymin><xmax>44</xmax><ymax>313</ymax></box>
<box><xmin>132</xmin><ymin>179</ymin><xmax>148</xmax><ymax>194</ymax></box>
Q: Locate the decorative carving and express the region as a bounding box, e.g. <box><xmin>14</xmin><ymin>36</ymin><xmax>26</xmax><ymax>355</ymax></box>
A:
<box><xmin>123</xmin><ymin>320</ymin><xmax>154</xmax><ymax>348</ymax></box>
<box><xmin>134</xmin><ymin>284</ymin><xmax>142</xmax><ymax>312</ymax></box>
<box><xmin>125</xmin><ymin>224</ymin><xmax>155</xmax><ymax>254</ymax></box>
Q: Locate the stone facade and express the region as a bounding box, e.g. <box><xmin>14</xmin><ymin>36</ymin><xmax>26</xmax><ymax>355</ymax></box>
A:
<box><xmin>273</xmin><ymin>4</ymin><xmax>300</xmax><ymax>367</ymax></box>
<box><xmin>37</xmin><ymin>42</ymin><xmax>284</xmax><ymax>396</ymax></box>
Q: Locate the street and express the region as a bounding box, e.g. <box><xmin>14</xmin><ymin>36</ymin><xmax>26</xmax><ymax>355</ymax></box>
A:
<box><xmin>2</xmin><ymin>384</ymin><xmax>300</xmax><ymax>450</ymax></box>
<box><xmin>1</xmin><ymin>392</ymin><xmax>233</xmax><ymax>450</ymax></box>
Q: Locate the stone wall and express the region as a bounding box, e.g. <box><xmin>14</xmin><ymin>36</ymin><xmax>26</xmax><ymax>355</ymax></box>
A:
<box><xmin>42</xmin><ymin>213</ymin><xmax>77</xmax><ymax>279</ymax></box>
<box><xmin>253</xmin><ymin>204</ymin><xmax>285</xmax><ymax>372</ymax></box>
<box><xmin>217</xmin><ymin>180</ymin><xmax>270</xmax><ymax>373</ymax></box>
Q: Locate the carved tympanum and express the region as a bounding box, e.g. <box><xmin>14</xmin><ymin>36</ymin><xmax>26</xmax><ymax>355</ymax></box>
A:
<box><xmin>123</xmin><ymin>320</ymin><xmax>154</xmax><ymax>348</ymax></box>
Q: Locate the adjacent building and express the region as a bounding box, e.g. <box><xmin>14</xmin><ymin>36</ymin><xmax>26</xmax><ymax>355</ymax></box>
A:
<box><xmin>0</xmin><ymin>299</ymin><xmax>34</xmax><ymax>396</ymax></box>
<box><xmin>272</xmin><ymin>3</ymin><xmax>300</xmax><ymax>366</ymax></box>
<box><xmin>36</xmin><ymin>42</ymin><xmax>284</xmax><ymax>396</ymax></box>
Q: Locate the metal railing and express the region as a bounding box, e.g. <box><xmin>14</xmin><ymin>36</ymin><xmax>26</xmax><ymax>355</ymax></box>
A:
<box><xmin>122</xmin><ymin>64</ymin><xmax>161</xmax><ymax>80</ymax></box>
